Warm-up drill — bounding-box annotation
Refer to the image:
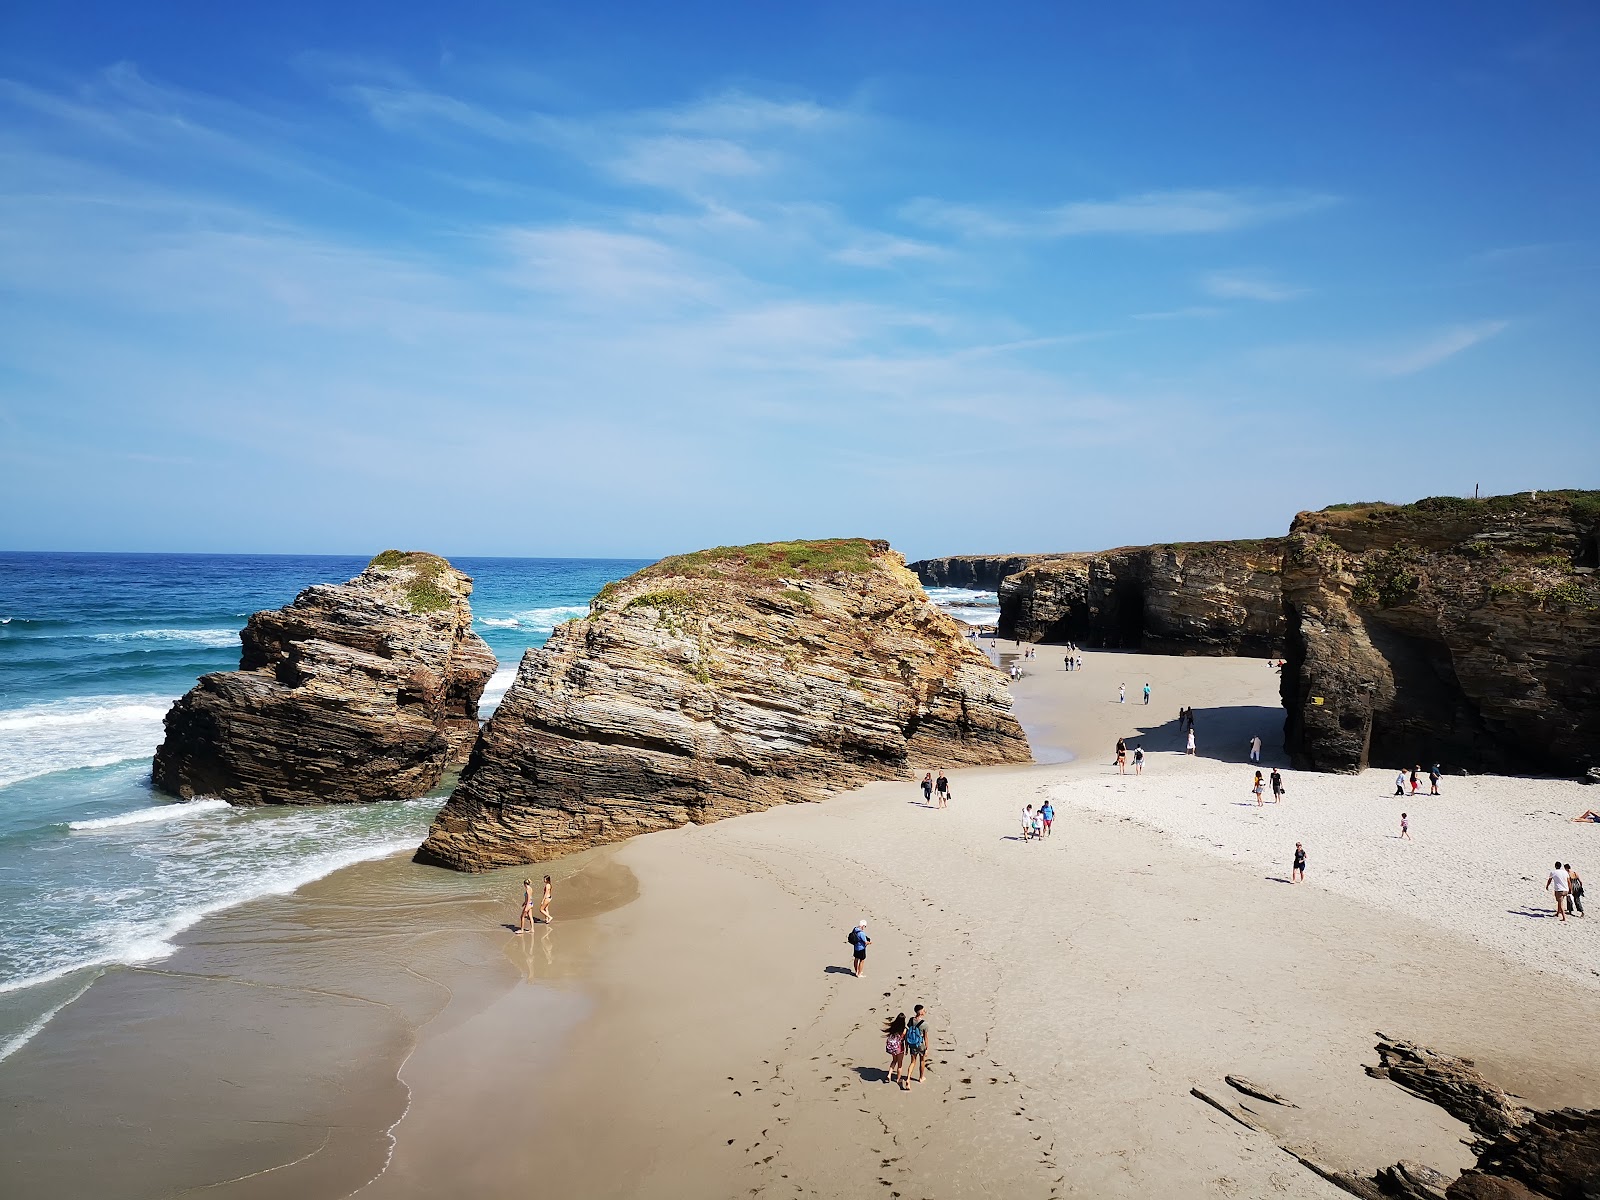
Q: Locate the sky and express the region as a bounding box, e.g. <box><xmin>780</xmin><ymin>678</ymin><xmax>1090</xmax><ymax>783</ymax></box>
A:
<box><xmin>1</xmin><ymin>2</ymin><xmax>1597</xmax><ymax>561</ymax></box>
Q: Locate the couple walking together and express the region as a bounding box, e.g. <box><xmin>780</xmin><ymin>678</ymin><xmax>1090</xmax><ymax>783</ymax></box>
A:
<box><xmin>920</xmin><ymin>771</ymin><xmax>951</xmax><ymax>808</ymax></box>
<box><xmin>883</xmin><ymin>1004</ymin><xmax>932</xmax><ymax>1090</ymax></box>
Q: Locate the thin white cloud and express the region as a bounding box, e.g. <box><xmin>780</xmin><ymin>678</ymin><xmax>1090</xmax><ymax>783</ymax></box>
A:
<box><xmin>1132</xmin><ymin>306</ymin><xmax>1224</xmax><ymax>321</ymax></box>
<box><xmin>1370</xmin><ymin>320</ymin><xmax>1510</xmax><ymax>377</ymax></box>
<box><xmin>607</xmin><ymin>134</ymin><xmax>765</xmax><ymax>192</ymax></box>
<box><xmin>830</xmin><ymin>233</ymin><xmax>944</xmax><ymax>268</ymax></box>
<box><xmin>658</xmin><ymin>91</ymin><xmax>837</xmax><ymax>134</ymax></box>
<box><xmin>1201</xmin><ymin>270</ymin><xmax>1307</xmax><ymax>302</ymax></box>
<box><xmin>902</xmin><ymin>188</ymin><xmax>1335</xmax><ymax>239</ymax></box>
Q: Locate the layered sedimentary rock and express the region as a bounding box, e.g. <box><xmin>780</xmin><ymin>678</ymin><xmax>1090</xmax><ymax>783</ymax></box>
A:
<box><xmin>1280</xmin><ymin>492</ymin><xmax>1600</xmax><ymax>774</ymax></box>
<box><xmin>153</xmin><ymin>552</ymin><xmax>497</xmax><ymax>805</ymax></box>
<box><xmin>997</xmin><ymin>540</ymin><xmax>1286</xmax><ymax>655</ymax></box>
<box><xmin>417</xmin><ymin>539</ymin><xmax>1030</xmax><ymax>871</ymax></box>
<box><xmin>909</xmin><ymin>553</ymin><xmax>1065</xmax><ymax>590</ymax></box>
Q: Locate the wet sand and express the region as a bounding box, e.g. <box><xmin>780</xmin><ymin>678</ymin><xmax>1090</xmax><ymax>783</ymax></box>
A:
<box><xmin>4</xmin><ymin>647</ymin><xmax>1597</xmax><ymax>1198</ymax></box>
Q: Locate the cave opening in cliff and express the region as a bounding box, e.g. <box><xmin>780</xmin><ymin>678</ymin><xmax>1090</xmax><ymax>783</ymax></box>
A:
<box><xmin>1109</xmin><ymin>581</ymin><xmax>1147</xmax><ymax>649</ymax></box>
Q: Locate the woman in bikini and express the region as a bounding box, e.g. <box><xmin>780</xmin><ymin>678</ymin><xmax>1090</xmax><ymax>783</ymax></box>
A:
<box><xmin>1252</xmin><ymin>771</ymin><xmax>1265</xmax><ymax>805</ymax></box>
<box><xmin>539</xmin><ymin>875</ymin><xmax>553</xmax><ymax>924</ymax></box>
<box><xmin>517</xmin><ymin>879</ymin><xmax>535</xmax><ymax>934</ymax></box>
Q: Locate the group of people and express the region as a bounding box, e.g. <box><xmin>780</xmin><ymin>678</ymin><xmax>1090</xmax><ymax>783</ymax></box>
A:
<box><xmin>1115</xmin><ymin>737</ymin><xmax>1145</xmax><ymax>774</ymax></box>
<box><xmin>1062</xmin><ymin>644</ymin><xmax>1085</xmax><ymax>671</ymax></box>
<box><xmin>920</xmin><ymin>770</ymin><xmax>952</xmax><ymax>808</ymax></box>
<box><xmin>1547</xmin><ymin>862</ymin><xmax>1587</xmax><ymax>921</ymax></box>
<box><xmin>846</xmin><ymin>923</ymin><xmax>935</xmax><ymax>1091</ymax></box>
<box><xmin>1393</xmin><ymin>765</ymin><xmax>1443</xmax><ymax>796</ymax></box>
<box><xmin>515</xmin><ymin>876</ymin><xmax>553</xmax><ymax>932</ymax></box>
<box><xmin>1250</xmin><ymin>768</ymin><xmax>1285</xmax><ymax>804</ymax></box>
<box><xmin>1116</xmin><ymin>682</ymin><xmax>1151</xmax><ymax>705</ymax></box>
<box><xmin>1018</xmin><ymin>801</ymin><xmax>1055</xmax><ymax>840</ymax></box>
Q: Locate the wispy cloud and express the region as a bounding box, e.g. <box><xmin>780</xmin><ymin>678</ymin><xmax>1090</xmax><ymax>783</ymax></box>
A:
<box><xmin>1201</xmin><ymin>270</ymin><xmax>1307</xmax><ymax>302</ymax></box>
<box><xmin>1132</xmin><ymin>306</ymin><xmax>1224</xmax><ymax>321</ymax></box>
<box><xmin>902</xmin><ymin>188</ymin><xmax>1336</xmax><ymax>239</ymax></box>
<box><xmin>1370</xmin><ymin>320</ymin><xmax>1510</xmax><ymax>376</ymax></box>
<box><xmin>830</xmin><ymin>233</ymin><xmax>944</xmax><ymax>268</ymax></box>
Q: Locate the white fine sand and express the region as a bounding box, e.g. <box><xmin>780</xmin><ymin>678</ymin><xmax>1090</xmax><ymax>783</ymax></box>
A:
<box><xmin>363</xmin><ymin>646</ymin><xmax>1600</xmax><ymax>1200</ymax></box>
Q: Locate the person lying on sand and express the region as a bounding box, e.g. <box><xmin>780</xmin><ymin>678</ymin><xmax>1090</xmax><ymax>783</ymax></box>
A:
<box><xmin>1574</xmin><ymin>811</ymin><xmax>1600</xmax><ymax>823</ymax></box>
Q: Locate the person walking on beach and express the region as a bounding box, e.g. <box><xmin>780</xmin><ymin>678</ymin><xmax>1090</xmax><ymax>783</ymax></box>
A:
<box><xmin>1020</xmin><ymin>805</ymin><xmax>1035</xmax><ymax>840</ymax></box>
<box><xmin>1565</xmin><ymin>864</ymin><xmax>1584</xmax><ymax>916</ymax></box>
<box><xmin>1040</xmin><ymin>800</ymin><xmax>1054</xmax><ymax>837</ymax></box>
<box><xmin>1133</xmin><ymin>745</ymin><xmax>1144</xmax><ymax>775</ymax></box>
<box><xmin>935</xmin><ymin>771</ymin><xmax>949</xmax><ymax>804</ymax></box>
<box><xmin>884</xmin><ymin>1013</ymin><xmax>907</xmax><ymax>1085</ymax></box>
<box><xmin>1119</xmin><ymin>683</ymin><xmax>1126</xmax><ymax>704</ymax></box>
<box><xmin>849</xmin><ymin>921</ymin><xmax>871</xmax><ymax>974</ymax></box>
<box><xmin>1116</xmin><ymin>738</ymin><xmax>1128</xmax><ymax>774</ymax></box>
<box><xmin>1030</xmin><ymin>807</ymin><xmax>1043</xmax><ymax>840</ymax></box>
<box><xmin>921</xmin><ymin>772</ymin><xmax>934</xmax><ymax>805</ymax></box>
<box><xmin>1248</xmin><ymin>735</ymin><xmax>1262</xmax><ymax>764</ymax></box>
<box><xmin>1428</xmin><ymin>764</ymin><xmax>1441</xmax><ymax>796</ymax></box>
<box><xmin>1400</xmin><ymin>812</ymin><xmax>1411</xmax><ymax>841</ymax></box>
<box><xmin>938</xmin><ymin>783</ymin><xmax>949</xmax><ymax>810</ymax></box>
<box><xmin>1547</xmin><ymin>862</ymin><xmax>1570</xmax><ymax>923</ymax></box>
<box><xmin>1186</xmin><ymin>727</ymin><xmax>1197</xmax><ymax>755</ymax></box>
<box><xmin>1410</xmin><ymin>766</ymin><xmax>1420</xmax><ymax>795</ymax></box>
<box><xmin>1064</xmin><ymin>653</ymin><xmax>1072</xmax><ymax>672</ymax></box>
<box><xmin>1395</xmin><ymin>771</ymin><xmax>1407</xmax><ymax>797</ymax></box>
<box><xmin>1270</xmin><ymin>767</ymin><xmax>1284</xmax><ymax>802</ymax></box>
<box><xmin>1252</xmin><ymin>771</ymin><xmax>1265</xmax><ymax>805</ymax></box>
<box><xmin>902</xmin><ymin>1004</ymin><xmax>930</xmax><ymax>1089</ymax></box>
<box><xmin>539</xmin><ymin>875</ymin><xmax>553</xmax><ymax>924</ymax></box>
<box><xmin>1143</xmin><ymin>682</ymin><xmax>1151</xmax><ymax>706</ymax></box>
<box><xmin>516</xmin><ymin>879</ymin><xmax>535</xmax><ymax>934</ymax></box>
<box><xmin>1292</xmin><ymin>841</ymin><xmax>1306</xmax><ymax>883</ymax></box>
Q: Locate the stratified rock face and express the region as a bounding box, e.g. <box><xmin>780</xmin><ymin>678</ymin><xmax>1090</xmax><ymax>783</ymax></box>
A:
<box><xmin>909</xmin><ymin>554</ymin><xmax>1065</xmax><ymax>590</ymax></box>
<box><xmin>997</xmin><ymin>540</ymin><xmax>1286</xmax><ymax>656</ymax></box>
<box><xmin>1281</xmin><ymin>493</ymin><xmax>1600</xmax><ymax>774</ymax></box>
<box><xmin>152</xmin><ymin>552</ymin><xmax>497</xmax><ymax>805</ymax></box>
<box><xmin>417</xmin><ymin>539</ymin><xmax>1030</xmax><ymax>871</ymax></box>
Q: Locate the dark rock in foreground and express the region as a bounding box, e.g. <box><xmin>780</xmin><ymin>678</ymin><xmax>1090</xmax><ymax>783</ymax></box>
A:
<box><xmin>153</xmin><ymin>552</ymin><xmax>496</xmax><ymax>805</ymax></box>
<box><xmin>418</xmin><ymin>539</ymin><xmax>1030</xmax><ymax>871</ymax></box>
<box><xmin>1281</xmin><ymin>492</ymin><xmax>1600</xmax><ymax>774</ymax></box>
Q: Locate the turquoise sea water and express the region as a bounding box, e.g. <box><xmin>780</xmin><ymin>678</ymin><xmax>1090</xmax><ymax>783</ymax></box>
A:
<box><xmin>0</xmin><ymin>553</ymin><xmax>648</xmax><ymax>1055</ymax></box>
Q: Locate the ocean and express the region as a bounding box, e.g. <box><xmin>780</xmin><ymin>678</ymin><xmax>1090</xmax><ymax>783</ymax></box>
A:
<box><xmin>0</xmin><ymin>552</ymin><xmax>996</xmax><ymax>1061</ymax></box>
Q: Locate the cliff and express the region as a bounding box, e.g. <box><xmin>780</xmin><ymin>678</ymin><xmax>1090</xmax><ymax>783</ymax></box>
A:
<box><xmin>909</xmin><ymin>553</ymin><xmax>1065</xmax><ymax>590</ymax></box>
<box><xmin>417</xmin><ymin>539</ymin><xmax>1030</xmax><ymax>871</ymax></box>
<box><xmin>1281</xmin><ymin>492</ymin><xmax>1600</xmax><ymax>774</ymax></box>
<box><xmin>997</xmin><ymin>540</ymin><xmax>1286</xmax><ymax>656</ymax></box>
<box><xmin>152</xmin><ymin>551</ymin><xmax>497</xmax><ymax>805</ymax></box>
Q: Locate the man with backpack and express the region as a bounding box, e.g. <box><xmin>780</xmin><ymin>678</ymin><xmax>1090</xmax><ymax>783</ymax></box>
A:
<box><xmin>847</xmin><ymin>921</ymin><xmax>871</xmax><ymax>976</ymax></box>
<box><xmin>901</xmin><ymin>1003</ymin><xmax>931</xmax><ymax>1089</ymax></box>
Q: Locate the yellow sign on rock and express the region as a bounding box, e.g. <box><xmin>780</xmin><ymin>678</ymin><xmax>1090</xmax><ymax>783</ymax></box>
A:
<box><xmin>1312</xmin><ymin>696</ymin><xmax>1324</xmax><ymax>706</ymax></box>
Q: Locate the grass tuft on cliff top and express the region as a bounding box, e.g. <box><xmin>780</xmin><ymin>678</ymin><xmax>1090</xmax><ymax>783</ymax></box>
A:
<box><xmin>366</xmin><ymin>550</ymin><xmax>454</xmax><ymax>614</ymax></box>
<box><xmin>644</xmin><ymin>539</ymin><xmax>886</xmax><ymax>583</ymax></box>
<box><xmin>1321</xmin><ymin>490</ymin><xmax>1600</xmax><ymax>526</ymax></box>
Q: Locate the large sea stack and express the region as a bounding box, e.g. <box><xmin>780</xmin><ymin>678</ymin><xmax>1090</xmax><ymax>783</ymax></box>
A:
<box><xmin>1281</xmin><ymin>492</ymin><xmax>1600</xmax><ymax>774</ymax></box>
<box><xmin>152</xmin><ymin>551</ymin><xmax>497</xmax><ymax>805</ymax></box>
<box><xmin>417</xmin><ymin>539</ymin><xmax>1030</xmax><ymax>871</ymax></box>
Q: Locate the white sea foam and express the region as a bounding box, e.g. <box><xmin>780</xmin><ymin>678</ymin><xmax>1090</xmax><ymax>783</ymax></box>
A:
<box><xmin>924</xmin><ymin>586</ymin><xmax>999</xmax><ymax>607</ymax></box>
<box><xmin>478</xmin><ymin>605</ymin><xmax>586</xmax><ymax>633</ymax></box>
<box><xmin>67</xmin><ymin>798</ymin><xmax>229</xmax><ymax>832</ymax></box>
<box><xmin>0</xmin><ymin>837</ymin><xmax>419</xmax><ymax>997</ymax></box>
<box><xmin>479</xmin><ymin>665</ymin><xmax>518</xmax><ymax>713</ymax></box>
<box><xmin>0</xmin><ymin>971</ymin><xmax>103</xmax><ymax>1064</ymax></box>
<box><xmin>0</xmin><ymin>695</ymin><xmax>172</xmax><ymax>789</ymax></box>
<box><xmin>91</xmin><ymin>628</ymin><xmax>239</xmax><ymax>648</ymax></box>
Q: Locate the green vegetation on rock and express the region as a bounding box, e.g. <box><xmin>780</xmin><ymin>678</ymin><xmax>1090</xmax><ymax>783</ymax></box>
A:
<box><xmin>1352</xmin><ymin>545</ymin><xmax>1422</xmax><ymax>608</ymax></box>
<box><xmin>648</xmin><ymin>538</ymin><xmax>884</xmax><ymax>582</ymax></box>
<box><xmin>366</xmin><ymin>550</ymin><xmax>453</xmax><ymax>614</ymax></box>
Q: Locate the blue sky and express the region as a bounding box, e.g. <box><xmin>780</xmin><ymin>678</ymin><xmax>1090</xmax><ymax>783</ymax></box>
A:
<box><xmin>1</xmin><ymin>2</ymin><xmax>1596</xmax><ymax>560</ymax></box>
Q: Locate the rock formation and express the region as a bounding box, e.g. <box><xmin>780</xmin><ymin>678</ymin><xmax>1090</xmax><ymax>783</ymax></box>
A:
<box><xmin>1281</xmin><ymin>492</ymin><xmax>1600</xmax><ymax>774</ymax></box>
<box><xmin>996</xmin><ymin>540</ymin><xmax>1286</xmax><ymax>655</ymax></box>
<box><xmin>908</xmin><ymin>553</ymin><xmax>1065</xmax><ymax>590</ymax></box>
<box><xmin>417</xmin><ymin>539</ymin><xmax>1030</xmax><ymax>871</ymax></box>
<box><xmin>152</xmin><ymin>552</ymin><xmax>497</xmax><ymax>805</ymax></box>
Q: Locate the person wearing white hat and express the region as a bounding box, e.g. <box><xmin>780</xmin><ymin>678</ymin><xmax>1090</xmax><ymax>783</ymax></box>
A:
<box><xmin>848</xmin><ymin>920</ymin><xmax>870</xmax><ymax>977</ymax></box>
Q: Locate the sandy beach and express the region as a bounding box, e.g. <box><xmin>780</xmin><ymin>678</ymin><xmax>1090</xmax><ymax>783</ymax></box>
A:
<box><xmin>4</xmin><ymin>647</ymin><xmax>1597</xmax><ymax>1198</ymax></box>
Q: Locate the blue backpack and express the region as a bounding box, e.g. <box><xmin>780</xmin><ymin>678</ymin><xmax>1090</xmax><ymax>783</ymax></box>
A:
<box><xmin>905</xmin><ymin>1021</ymin><xmax>926</xmax><ymax>1053</ymax></box>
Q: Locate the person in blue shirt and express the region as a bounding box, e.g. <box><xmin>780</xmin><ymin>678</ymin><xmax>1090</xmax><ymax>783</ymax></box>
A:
<box><xmin>1040</xmin><ymin>801</ymin><xmax>1054</xmax><ymax>837</ymax></box>
<box><xmin>848</xmin><ymin>921</ymin><xmax>871</xmax><ymax>977</ymax></box>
